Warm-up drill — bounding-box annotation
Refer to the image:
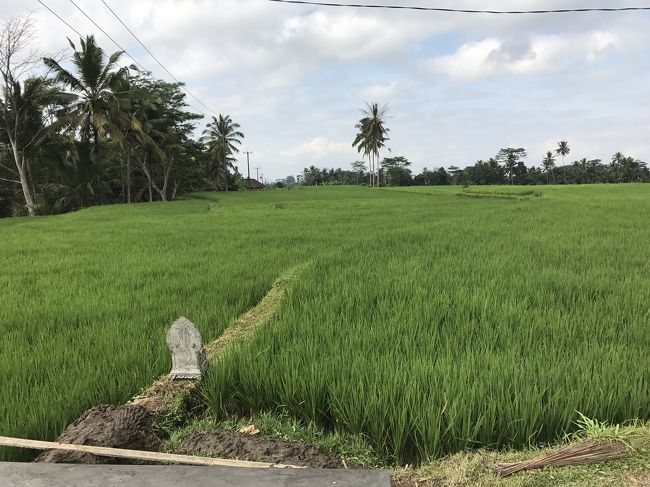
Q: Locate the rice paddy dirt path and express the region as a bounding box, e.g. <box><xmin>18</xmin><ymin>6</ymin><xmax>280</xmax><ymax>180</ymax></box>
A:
<box><xmin>130</xmin><ymin>261</ymin><xmax>310</xmax><ymax>412</ymax></box>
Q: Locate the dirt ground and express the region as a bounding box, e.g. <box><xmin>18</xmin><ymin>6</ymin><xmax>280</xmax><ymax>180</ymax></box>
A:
<box><xmin>35</xmin><ymin>404</ymin><xmax>162</xmax><ymax>464</ymax></box>
<box><xmin>34</xmin><ymin>404</ymin><xmax>353</xmax><ymax>470</ymax></box>
<box><xmin>180</xmin><ymin>429</ymin><xmax>352</xmax><ymax>469</ymax></box>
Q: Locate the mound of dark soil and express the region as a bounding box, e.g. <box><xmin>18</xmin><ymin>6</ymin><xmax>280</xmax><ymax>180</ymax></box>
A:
<box><xmin>33</xmin><ymin>403</ymin><xmax>351</xmax><ymax>470</ymax></box>
<box><xmin>35</xmin><ymin>404</ymin><xmax>162</xmax><ymax>464</ymax></box>
<box><xmin>180</xmin><ymin>429</ymin><xmax>351</xmax><ymax>469</ymax></box>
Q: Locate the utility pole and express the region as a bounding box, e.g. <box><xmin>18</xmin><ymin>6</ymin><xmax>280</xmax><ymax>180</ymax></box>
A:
<box><xmin>243</xmin><ymin>151</ymin><xmax>253</xmax><ymax>189</ymax></box>
<box><xmin>255</xmin><ymin>167</ymin><xmax>260</xmax><ymax>181</ymax></box>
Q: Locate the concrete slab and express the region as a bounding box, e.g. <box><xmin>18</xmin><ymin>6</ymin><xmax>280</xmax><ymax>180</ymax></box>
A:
<box><xmin>0</xmin><ymin>462</ymin><xmax>391</xmax><ymax>487</ymax></box>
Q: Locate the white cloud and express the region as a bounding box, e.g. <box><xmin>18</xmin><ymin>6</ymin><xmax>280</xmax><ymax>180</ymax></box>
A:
<box><xmin>279</xmin><ymin>137</ymin><xmax>352</xmax><ymax>159</ymax></box>
<box><xmin>360</xmin><ymin>82</ymin><xmax>399</xmax><ymax>101</ymax></box>
<box><xmin>428</xmin><ymin>38</ymin><xmax>502</xmax><ymax>80</ymax></box>
<box><xmin>428</xmin><ymin>31</ymin><xmax>619</xmax><ymax>80</ymax></box>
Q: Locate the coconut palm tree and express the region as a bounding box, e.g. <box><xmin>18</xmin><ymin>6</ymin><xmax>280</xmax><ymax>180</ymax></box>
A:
<box><xmin>555</xmin><ymin>140</ymin><xmax>570</xmax><ymax>184</ymax></box>
<box><xmin>611</xmin><ymin>151</ymin><xmax>625</xmax><ymax>182</ymax></box>
<box><xmin>200</xmin><ymin>114</ymin><xmax>244</xmax><ymax>191</ymax></box>
<box><xmin>43</xmin><ymin>35</ymin><xmax>131</xmax><ymax>205</ymax></box>
<box><xmin>542</xmin><ymin>151</ymin><xmax>556</xmax><ymax>184</ymax></box>
<box><xmin>352</xmin><ymin>119</ymin><xmax>372</xmax><ymax>186</ymax></box>
<box><xmin>352</xmin><ymin>102</ymin><xmax>389</xmax><ymax>187</ymax></box>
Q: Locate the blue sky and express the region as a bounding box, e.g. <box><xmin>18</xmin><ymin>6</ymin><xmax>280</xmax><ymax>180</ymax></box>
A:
<box><xmin>6</xmin><ymin>0</ymin><xmax>650</xmax><ymax>180</ymax></box>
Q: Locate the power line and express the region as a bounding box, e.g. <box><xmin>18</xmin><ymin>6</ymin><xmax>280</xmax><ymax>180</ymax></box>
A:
<box><xmin>35</xmin><ymin>0</ymin><xmax>82</xmax><ymax>37</ymax></box>
<box><xmin>268</xmin><ymin>0</ymin><xmax>650</xmax><ymax>14</ymax></box>
<box><xmin>35</xmin><ymin>0</ymin><xmax>207</xmax><ymax>117</ymax></box>
<box><xmin>99</xmin><ymin>0</ymin><xmax>218</xmax><ymax>117</ymax></box>
<box><xmin>66</xmin><ymin>0</ymin><xmax>148</xmax><ymax>72</ymax></box>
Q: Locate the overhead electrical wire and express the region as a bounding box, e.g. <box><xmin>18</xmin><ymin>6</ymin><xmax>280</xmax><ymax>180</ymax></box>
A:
<box><xmin>98</xmin><ymin>0</ymin><xmax>218</xmax><ymax>116</ymax></box>
<box><xmin>35</xmin><ymin>0</ymin><xmax>212</xmax><ymax>117</ymax></box>
<box><xmin>35</xmin><ymin>0</ymin><xmax>83</xmax><ymax>37</ymax></box>
<box><xmin>268</xmin><ymin>0</ymin><xmax>650</xmax><ymax>14</ymax></box>
<box><xmin>66</xmin><ymin>0</ymin><xmax>148</xmax><ymax>73</ymax></box>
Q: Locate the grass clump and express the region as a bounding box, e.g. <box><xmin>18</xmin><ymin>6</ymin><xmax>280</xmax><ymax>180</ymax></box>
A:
<box><xmin>569</xmin><ymin>412</ymin><xmax>640</xmax><ymax>445</ymax></box>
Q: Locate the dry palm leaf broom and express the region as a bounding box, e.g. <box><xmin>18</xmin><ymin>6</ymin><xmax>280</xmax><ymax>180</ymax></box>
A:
<box><xmin>494</xmin><ymin>440</ymin><xmax>629</xmax><ymax>477</ymax></box>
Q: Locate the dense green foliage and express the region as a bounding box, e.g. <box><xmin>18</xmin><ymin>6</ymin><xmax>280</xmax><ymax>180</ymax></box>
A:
<box><xmin>3</xmin><ymin>185</ymin><xmax>646</xmax><ymax>464</ymax></box>
<box><xmin>294</xmin><ymin>151</ymin><xmax>650</xmax><ymax>188</ymax></box>
<box><xmin>0</xmin><ymin>23</ymin><xmax>244</xmax><ymax>218</ymax></box>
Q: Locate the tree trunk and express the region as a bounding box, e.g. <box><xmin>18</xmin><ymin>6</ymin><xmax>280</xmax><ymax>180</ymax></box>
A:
<box><xmin>17</xmin><ymin>163</ymin><xmax>36</xmax><ymax>216</ymax></box>
<box><xmin>376</xmin><ymin>152</ymin><xmax>380</xmax><ymax>187</ymax></box>
<box><xmin>372</xmin><ymin>153</ymin><xmax>379</xmax><ymax>188</ymax></box>
<box><xmin>139</xmin><ymin>151</ymin><xmax>154</xmax><ymax>203</ymax></box>
<box><xmin>10</xmin><ymin>141</ymin><xmax>36</xmax><ymax>216</ymax></box>
<box><xmin>126</xmin><ymin>147</ymin><xmax>131</xmax><ymax>204</ymax></box>
<box><xmin>374</xmin><ymin>153</ymin><xmax>378</xmax><ymax>188</ymax></box>
<box><xmin>224</xmin><ymin>159</ymin><xmax>228</xmax><ymax>192</ymax></box>
<box><xmin>119</xmin><ymin>149</ymin><xmax>125</xmax><ymax>203</ymax></box>
<box><xmin>147</xmin><ymin>151</ymin><xmax>153</xmax><ymax>202</ymax></box>
<box><xmin>93</xmin><ymin>127</ymin><xmax>102</xmax><ymax>205</ymax></box>
<box><xmin>26</xmin><ymin>156</ymin><xmax>36</xmax><ymax>203</ymax></box>
<box><xmin>161</xmin><ymin>155</ymin><xmax>172</xmax><ymax>200</ymax></box>
<box><xmin>152</xmin><ymin>155</ymin><xmax>174</xmax><ymax>201</ymax></box>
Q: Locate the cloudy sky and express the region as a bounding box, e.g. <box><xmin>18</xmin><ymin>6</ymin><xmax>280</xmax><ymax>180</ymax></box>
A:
<box><xmin>5</xmin><ymin>0</ymin><xmax>650</xmax><ymax>179</ymax></box>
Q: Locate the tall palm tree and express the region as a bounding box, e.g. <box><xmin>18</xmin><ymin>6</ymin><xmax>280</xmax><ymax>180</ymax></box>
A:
<box><xmin>555</xmin><ymin>140</ymin><xmax>570</xmax><ymax>185</ymax></box>
<box><xmin>200</xmin><ymin>114</ymin><xmax>244</xmax><ymax>191</ymax></box>
<box><xmin>610</xmin><ymin>151</ymin><xmax>626</xmax><ymax>183</ymax></box>
<box><xmin>352</xmin><ymin>119</ymin><xmax>372</xmax><ymax>186</ymax></box>
<box><xmin>542</xmin><ymin>151</ymin><xmax>556</xmax><ymax>184</ymax></box>
<box><xmin>121</xmin><ymin>81</ymin><xmax>158</xmax><ymax>203</ymax></box>
<box><xmin>44</xmin><ymin>35</ymin><xmax>130</xmax><ymax>205</ymax></box>
<box><xmin>352</xmin><ymin>102</ymin><xmax>389</xmax><ymax>187</ymax></box>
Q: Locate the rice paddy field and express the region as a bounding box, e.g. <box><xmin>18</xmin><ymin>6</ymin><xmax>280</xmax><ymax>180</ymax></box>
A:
<box><xmin>1</xmin><ymin>184</ymin><xmax>649</xmax><ymax>463</ymax></box>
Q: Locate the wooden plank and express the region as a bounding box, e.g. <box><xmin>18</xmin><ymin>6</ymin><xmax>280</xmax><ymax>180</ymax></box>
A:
<box><xmin>0</xmin><ymin>436</ymin><xmax>305</xmax><ymax>469</ymax></box>
<box><xmin>0</xmin><ymin>462</ymin><xmax>393</xmax><ymax>487</ymax></box>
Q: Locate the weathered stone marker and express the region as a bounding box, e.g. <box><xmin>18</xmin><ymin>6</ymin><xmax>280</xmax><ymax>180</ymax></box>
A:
<box><xmin>166</xmin><ymin>316</ymin><xmax>208</xmax><ymax>380</ymax></box>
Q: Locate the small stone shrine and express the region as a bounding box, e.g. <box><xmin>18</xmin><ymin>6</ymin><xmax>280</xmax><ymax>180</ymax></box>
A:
<box><xmin>166</xmin><ymin>316</ymin><xmax>208</xmax><ymax>380</ymax></box>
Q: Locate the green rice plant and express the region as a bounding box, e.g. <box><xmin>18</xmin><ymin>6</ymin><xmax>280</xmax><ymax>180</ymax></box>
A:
<box><xmin>2</xmin><ymin>184</ymin><xmax>650</xmax><ymax>465</ymax></box>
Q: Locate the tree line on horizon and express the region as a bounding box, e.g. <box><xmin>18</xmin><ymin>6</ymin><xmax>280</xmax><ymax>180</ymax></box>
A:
<box><xmin>292</xmin><ymin>145</ymin><xmax>649</xmax><ymax>188</ymax></box>
<box><xmin>286</xmin><ymin>102</ymin><xmax>648</xmax><ymax>188</ymax></box>
<box><xmin>0</xmin><ymin>16</ymin><xmax>247</xmax><ymax>218</ymax></box>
